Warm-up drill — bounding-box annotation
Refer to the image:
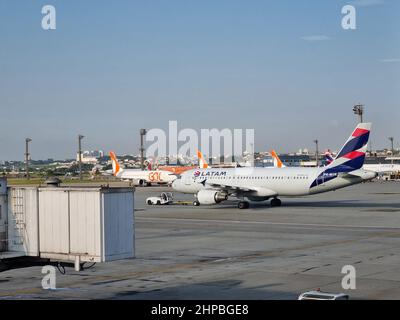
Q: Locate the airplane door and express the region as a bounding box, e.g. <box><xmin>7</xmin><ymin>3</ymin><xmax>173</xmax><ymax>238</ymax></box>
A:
<box><xmin>184</xmin><ymin>175</ymin><xmax>192</xmax><ymax>186</ymax></box>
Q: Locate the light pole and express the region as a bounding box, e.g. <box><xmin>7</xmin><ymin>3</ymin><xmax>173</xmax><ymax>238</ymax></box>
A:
<box><xmin>140</xmin><ymin>129</ymin><xmax>147</xmax><ymax>170</ymax></box>
<box><xmin>313</xmin><ymin>139</ymin><xmax>319</xmax><ymax>167</ymax></box>
<box><xmin>25</xmin><ymin>138</ymin><xmax>32</xmax><ymax>180</ymax></box>
<box><xmin>78</xmin><ymin>134</ymin><xmax>84</xmax><ymax>180</ymax></box>
<box><xmin>389</xmin><ymin>137</ymin><xmax>394</xmax><ymax>164</ymax></box>
<box><xmin>353</xmin><ymin>104</ymin><xmax>364</xmax><ymax>123</ymax></box>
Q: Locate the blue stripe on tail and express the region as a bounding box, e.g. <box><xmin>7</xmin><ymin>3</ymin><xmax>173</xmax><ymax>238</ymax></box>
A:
<box><xmin>325</xmin><ymin>155</ymin><xmax>366</xmax><ymax>173</ymax></box>
<box><xmin>336</xmin><ymin>132</ymin><xmax>369</xmax><ymax>158</ymax></box>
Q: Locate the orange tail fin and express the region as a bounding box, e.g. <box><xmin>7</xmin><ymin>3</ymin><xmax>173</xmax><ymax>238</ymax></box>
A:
<box><xmin>109</xmin><ymin>151</ymin><xmax>122</xmax><ymax>176</ymax></box>
<box><xmin>197</xmin><ymin>150</ymin><xmax>209</xmax><ymax>168</ymax></box>
<box><xmin>270</xmin><ymin>150</ymin><xmax>285</xmax><ymax>168</ymax></box>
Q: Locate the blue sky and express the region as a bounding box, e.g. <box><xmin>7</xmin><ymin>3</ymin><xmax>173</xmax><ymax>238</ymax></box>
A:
<box><xmin>0</xmin><ymin>0</ymin><xmax>399</xmax><ymax>160</ymax></box>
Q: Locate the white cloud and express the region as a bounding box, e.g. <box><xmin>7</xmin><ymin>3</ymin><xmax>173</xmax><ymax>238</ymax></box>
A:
<box><xmin>379</xmin><ymin>58</ymin><xmax>400</xmax><ymax>63</ymax></box>
<box><xmin>301</xmin><ymin>35</ymin><xmax>331</xmax><ymax>42</ymax></box>
<box><xmin>349</xmin><ymin>0</ymin><xmax>385</xmax><ymax>7</ymax></box>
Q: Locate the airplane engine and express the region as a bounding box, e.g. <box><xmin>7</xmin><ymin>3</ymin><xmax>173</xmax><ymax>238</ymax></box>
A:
<box><xmin>197</xmin><ymin>190</ymin><xmax>228</xmax><ymax>204</ymax></box>
<box><xmin>132</xmin><ymin>179</ymin><xmax>145</xmax><ymax>186</ymax></box>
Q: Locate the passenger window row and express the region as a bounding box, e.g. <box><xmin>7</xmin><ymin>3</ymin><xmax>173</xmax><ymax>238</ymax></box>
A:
<box><xmin>197</xmin><ymin>176</ymin><xmax>308</xmax><ymax>180</ymax></box>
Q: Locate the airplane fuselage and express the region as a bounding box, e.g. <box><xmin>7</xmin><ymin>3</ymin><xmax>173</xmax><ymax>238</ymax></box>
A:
<box><xmin>172</xmin><ymin>167</ymin><xmax>377</xmax><ymax>198</ymax></box>
<box><xmin>116</xmin><ymin>169</ymin><xmax>176</xmax><ymax>184</ymax></box>
<box><xmin>363</xmin><ymin>164</ymin><xmax>400</xmax><ymax>174</ymax></box>
<box><xmin>173</xmin><ymin>123</ymin><xmax>375</xmax><ymax>208</ymax></box>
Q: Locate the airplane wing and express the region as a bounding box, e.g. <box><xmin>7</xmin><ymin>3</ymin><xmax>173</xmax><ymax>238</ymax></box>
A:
<box><xmin>201</xmin><ymin>180</ymin><xmax>278</xmax><ymax>197</ymax></box>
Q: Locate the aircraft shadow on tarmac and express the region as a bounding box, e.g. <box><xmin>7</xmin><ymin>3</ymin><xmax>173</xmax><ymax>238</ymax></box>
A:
<box><xmin>113</xmin><ymin>279</ymin><xmax>296</xmax><ymax>300</ymax></box>
<box><xmin>211</xmin><ymin>200</ymin><xmax>400</xmax><ymax>210</ymax></box>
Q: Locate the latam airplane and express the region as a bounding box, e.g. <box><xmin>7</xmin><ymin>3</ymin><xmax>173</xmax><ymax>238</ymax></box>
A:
<box><xmin>109</xmin><ymin>152</ymin><xmax>177</xmax><ymax>186</ymax></box>
<box><xmin>172</xmin><ymin>123</ymin><xmax>377</xmax><ymax>209</ymax></box>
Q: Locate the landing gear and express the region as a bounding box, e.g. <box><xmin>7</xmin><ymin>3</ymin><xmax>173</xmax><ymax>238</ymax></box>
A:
<box><xmin>193</xmin><ymin>200</ymin><xmax>200</xmax><ymax>206</ymax></box>
<box><xmin>238</xmin><ymin>201</ymin><xmax>250</xmax><ymax>209</ymax></box>
<box><xmin>270</xmin><ymin>198</ymin><xmax>282</xmax><ymax>207</ymax></box>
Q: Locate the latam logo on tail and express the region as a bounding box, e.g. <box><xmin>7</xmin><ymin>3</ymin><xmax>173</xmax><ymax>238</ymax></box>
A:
<box><xmin>331</xmin><ymin>125</ymin><xmax>370</xmax><ymax>173</ymax></box>
<box><xmin>310</xmin><ymin>123</ymin><xmax>370</xmax><ymax>188</ymax></box>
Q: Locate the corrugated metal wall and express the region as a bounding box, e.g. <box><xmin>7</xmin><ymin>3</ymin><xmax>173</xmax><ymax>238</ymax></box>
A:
<box><xmin>103</xmin><ymin>192</ymin><xmax>135</xmax><ymax>261</ymax></box>
<box><xmin>39</xmin><ymin>190</ymin><xmax>70</xmax><ymax>254</ymax></box>
<box><xmin>69</xmin><ymin>191</ymin><xmax>101</xmax><ymax>257</ymax></box>
<box><xmin>4</xmin><ymin>186</ymin><xmax>134</xmax><ymax>263</ymax></box>
<box><xmin>7</xmin><ymin>188</ymin><xmax>39</xmax><ymax>256</ymax></box>
<box><xmin>38</xmin><ymin>188</ymin><xmax>134</xmax><ymax>262</ymax></box>
<box><xmin>0</xmin><ymin>179</ymin><xmax>7</xmax><ymax>252</ymax></box>
<box><xmin>0</xmin><ymin>195</ymin><xmax>6</xmax><ymax>252</ymax></box>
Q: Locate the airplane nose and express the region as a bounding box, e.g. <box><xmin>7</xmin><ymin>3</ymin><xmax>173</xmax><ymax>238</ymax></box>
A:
<box><xmin>172</xmin><ymin>180</ymin><xmax>179</xmax><ymax>190</ymax></box>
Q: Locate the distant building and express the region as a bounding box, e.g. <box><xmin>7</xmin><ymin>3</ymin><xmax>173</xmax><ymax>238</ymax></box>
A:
<box><xmin>279</xmin><ymin>154</ymin><xmax>312</xmax><ymax>167</ymax></box>
<box><xmin>76</xmin><ymin>150</ymin><xmax>104</xmax><ymax>164</ymax></box>
<box><xmin>365</xmin><ymin>155</ymin><xmax>400</xmax><ymax>165</ymax></box>
<box><xmin>262</xmin><ymin>153</ymin><xmax>329</xmax><ymax>167</ymax></box>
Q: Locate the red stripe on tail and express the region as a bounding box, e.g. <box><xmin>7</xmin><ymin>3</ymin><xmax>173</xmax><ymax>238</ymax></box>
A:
<box><xmin>343</xmin><ymin>151</ymin><xmax>365</xmax><ymax>160</ymax></box>
<box><xmin>352</xmin><ymin>128</ymin><xmax>369</xmax><ymax>137</ymax></box>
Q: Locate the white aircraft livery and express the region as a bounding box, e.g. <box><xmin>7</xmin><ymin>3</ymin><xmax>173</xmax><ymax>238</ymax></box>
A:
<box><xmin>172</xmin><ymin>123</ymin><xmax>377</xmax><ymax>209</ymax></box>
<box><xmin>110</xmin><ymin>152</ymin><xmax>177</xmax><ymax>186</ymax></box>
<box><xmin>363</xmin><ymin>163</ymin><xmax>400</xmax><ymax>174</ymax></box>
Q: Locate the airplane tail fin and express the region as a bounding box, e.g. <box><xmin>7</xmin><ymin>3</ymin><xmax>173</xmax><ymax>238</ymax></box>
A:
<box><xmin>144</xmin><ymin>160</ymin><xmax>152</xmax><ymax>171</ymax></box>
<box><xmin>144</xmin><ymin>158</ymin><xmax>153</xmax><ymax>171</ymax></box>
<box><xmin>325</xmin><ymin>123</ymin><xmax>371</xmax><ymax>173</ymax></box>
<box><xmin>177</xmin><ymin>154</ymin><xmax>187</xmax><ymax>166</ymax></box>
<box><xmin>197</xmin><ymin>150</ymin><xmax>209</xmax><ymax>168</ymax></box>
<box><xmin>109</xmin><ymin>151</ymin><xmax>123</xmax><ymax>176</ymax></box>
<box><xmin>324</xmin><ymin>149</ymin><xmax>334</xmax><ymax>165</ymax></box>
<box><xmin>270</xmin><ymin>150</ymin><xmax>285</xmax><ymax>168</ymax></box>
